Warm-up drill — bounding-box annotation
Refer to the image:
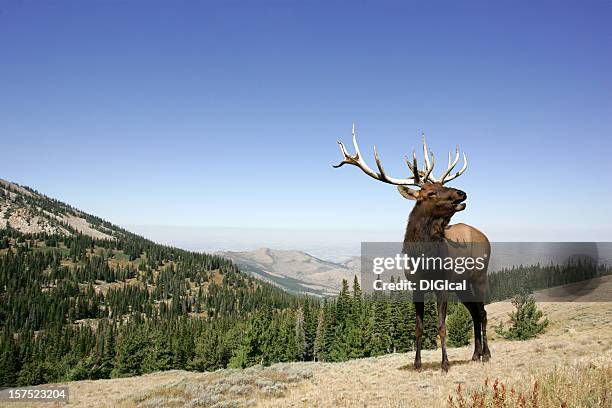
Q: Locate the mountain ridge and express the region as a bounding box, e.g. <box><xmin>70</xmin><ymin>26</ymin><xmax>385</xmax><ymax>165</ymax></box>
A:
<box><xmin>0</xmin><ymin>178</ymin><xmax>121</xmax><ymax>240</ymax></box>
<box><xmin>219</xmin><ymin>247</ymin><xmax>360</xmax><ymax>296</ymax></box>
<box><xmin>0</xmin><ymin>177</ymin><xmax>302</xmax><ymax>388</ymax></box>
<box><xmin>1</xmin><ymin>178</ymin><xmax>358</xmax><ymax>297</ymax></box>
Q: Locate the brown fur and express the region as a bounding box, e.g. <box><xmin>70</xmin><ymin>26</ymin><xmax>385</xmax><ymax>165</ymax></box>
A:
<box><xmin>399</xmin><ymin>183</ymin><xmax>491</xmax><ymax>372</ymax></box>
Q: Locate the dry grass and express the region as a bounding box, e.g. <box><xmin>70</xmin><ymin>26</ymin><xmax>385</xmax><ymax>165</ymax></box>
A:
<box><xmin>8</xmin><ymin>278</ymin><xmax>612</xmax><ymax>408</ymax></box>
<box><xmin>448</xmin><ymin>360</ymin><xmax>611</xmax><ymax>407</ymax></box>
<box><xmin>124</xmin><ymin>365</ymin><xmax>312</xmax><ymax>408</ymax></box>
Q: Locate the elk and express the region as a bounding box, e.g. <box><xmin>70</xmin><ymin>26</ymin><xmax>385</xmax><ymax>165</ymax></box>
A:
<box><xmin>334</xmin><ymin>124</ymin><xmax>491</xmax><ymax>372</ymax></box>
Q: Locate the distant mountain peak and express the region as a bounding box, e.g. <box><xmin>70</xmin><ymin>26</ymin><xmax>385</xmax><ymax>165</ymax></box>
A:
<box><xmin>219</xmin><ymin>247</ymin><xmax>360</xmax><ymax>296</ymax></box>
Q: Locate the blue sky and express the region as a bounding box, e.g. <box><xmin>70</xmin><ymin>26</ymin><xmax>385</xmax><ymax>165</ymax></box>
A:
<box><xmin>1</xmin><ymin>1</ymin><xmax>611</xmax><ymax>245</ymax></box>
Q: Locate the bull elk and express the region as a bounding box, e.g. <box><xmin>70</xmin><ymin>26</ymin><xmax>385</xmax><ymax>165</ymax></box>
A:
<box><xmin>334</xmin><ymin>124</ymin><xmax>491</xmax><ymax>372</ymax></box>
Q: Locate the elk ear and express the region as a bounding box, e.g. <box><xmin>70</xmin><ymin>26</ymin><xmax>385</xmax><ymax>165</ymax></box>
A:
<box><xmin>397</xmin><ymin>186</ymin><xmax>418</xmax><ymax>200</ymax></box>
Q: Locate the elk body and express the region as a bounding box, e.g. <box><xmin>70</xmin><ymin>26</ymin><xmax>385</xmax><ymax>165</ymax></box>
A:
<box><xmin>334</xmin><ymin>125</ymin><xmax>491</xmax><ymax>372</ymax></box>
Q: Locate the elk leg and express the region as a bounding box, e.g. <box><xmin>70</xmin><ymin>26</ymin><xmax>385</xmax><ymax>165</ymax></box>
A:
<box><xmin>414</xmin><ymin>300</ymin><xmax>424</xmax><ymax>370</ymax></box>
<box><xmin>480</xmin><ymin>303</ymin><xmax>491</xmax><ymax>361</ymax></box>
<box><xmin>437</xmin><ymin>293</ymin><xmax>449</xmax><ymax>372</ymax></box>
<box><xmin>464</xmin><ymin>302</ymin><xmax>482</xmax><ymax>361</ymax></box>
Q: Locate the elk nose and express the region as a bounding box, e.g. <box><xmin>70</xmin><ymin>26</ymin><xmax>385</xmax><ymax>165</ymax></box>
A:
<box><xmin>457</xmin><ymin>190</ymin><xmax>467</xmax><ymax>198</ymax></box>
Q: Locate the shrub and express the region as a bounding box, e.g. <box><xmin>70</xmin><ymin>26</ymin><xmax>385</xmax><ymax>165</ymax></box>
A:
<box><xmin>495</xmin><ymin>294</ymin><xmax>548</xmax><ymax>340</ymax></box>
<box><xmin>447</xmin><ymin>304</ymin><xmax>472</xmax><ymax>347</ymax></box>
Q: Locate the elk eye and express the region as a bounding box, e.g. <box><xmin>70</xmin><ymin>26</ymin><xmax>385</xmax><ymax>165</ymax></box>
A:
<box><xmin>426</xmin><ymin>191</ymin><xmax>437</xmax><ymax>198</ymax></box>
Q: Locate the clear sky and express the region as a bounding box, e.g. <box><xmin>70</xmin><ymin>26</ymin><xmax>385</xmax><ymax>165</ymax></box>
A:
<box><xmin>1</xmin><ymin>1</ymin><xmax>611</xmax><ymax>244</ymax></box>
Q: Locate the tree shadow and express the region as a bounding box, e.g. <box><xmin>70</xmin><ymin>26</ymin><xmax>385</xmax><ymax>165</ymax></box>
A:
<box><xmin>397</xmin><ymin>359</ymin><xmax>474</xmax><ymax>371</ymax></box>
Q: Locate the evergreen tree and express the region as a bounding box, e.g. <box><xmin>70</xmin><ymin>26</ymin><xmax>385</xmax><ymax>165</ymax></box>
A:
<box><xmin>421</xmin><ymin>297</ymin><xmax>439</xmax><ymax>350</ymax></box>
<box><xmin>0</xmin><ymin>331</ymin><xmax>19</xmax><ymax>386</ymax></box>
<box><xmin>302</xmin><ymin>299</ymin><xmax>317</xmax><ymax>361</ymax></box>
<box><xmin>320</xmin><ymin>301</ymin><xmax>337</xmax><ymax>361</ymax></box>
<box><xmin>111</xmin><ymin>328</ymin><xmax>147</xmax><ymax>378</ymax></box>
<box><xmin>142</xmin><ymin>331</ymin><xmax>173</xmax><ymax>373</ymax></box>
<box><xmin>391</xmin><ymin>298</ymin><xmax>415</xmax><ymax>352</ymax></box>
<box><xmin>446</xmin><ymin>304</ymin><xmax>472</xmax><ymax>347</ymax></box>
<box><xmin>229</xmin><ymin>309</ymin><xmax>270</xmax><ymax>368</ymax></box>
<box><xmin>313</xmin><ymin>307</ymin><xmax>325</xmax><ymax>361</ymax></box>
<box><xmin>370</xmin><ymin>300</ymin><xmax>392</xmax><ymax>356</ymax></box>
<box><xmin>294</xmin><ymin>307</ymin><xmax>306</xmax><ymax>361</ymax></box>
<box><xmin>495</xmin><ymin>294</ymin><xmax>548</xmax><ymax>340</ymax></box>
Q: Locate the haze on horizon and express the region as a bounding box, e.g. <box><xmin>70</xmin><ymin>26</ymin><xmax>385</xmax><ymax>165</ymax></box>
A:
<box><xmin>1</xmin><ymin>1</ymin><xmax>611</xmax><ymax>246</ymax></box>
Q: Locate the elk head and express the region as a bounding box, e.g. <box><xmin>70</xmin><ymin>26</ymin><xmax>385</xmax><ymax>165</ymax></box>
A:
<box><xmin>333</xmin><ymin>124</ymin><xmax>468</xmax><ymax>221</ymax></box>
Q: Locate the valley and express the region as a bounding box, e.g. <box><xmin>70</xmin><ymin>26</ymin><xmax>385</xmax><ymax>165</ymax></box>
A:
<box><xmin>220</xmin><ymin>248</ymin><xmax>359</xmax><ymax>296</ymax></box>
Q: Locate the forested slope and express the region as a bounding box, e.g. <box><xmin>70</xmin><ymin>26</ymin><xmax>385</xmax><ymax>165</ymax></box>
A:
<box><xmin>0</xmin><ymin>179</ymin><xmax>443</xmax><ymax>387</ymax></box>
<box><xmin>1</xmin><ymin>179</ymin><xmax>609</xmax><ymax>389</ymax></box>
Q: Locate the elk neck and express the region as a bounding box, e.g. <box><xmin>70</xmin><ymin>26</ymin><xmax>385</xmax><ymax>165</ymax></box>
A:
<box><xmin>404</xmin><ymin>204</ymin><xmax>449</xmax><ymax>243</ymax></box>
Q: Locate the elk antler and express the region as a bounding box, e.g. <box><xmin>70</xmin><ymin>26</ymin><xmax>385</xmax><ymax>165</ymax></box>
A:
<box><xmin>334</xmin><ymin>124</ymin><xmax>468</xmax><ymax>186</ymax></box>
<box><xmin>439</xmin><ymin>147</ymin><xmax>467</xmax><ymax>184</ymax></box>
<box><xmin>333</xmin><ymin>124</ymin><xmax>420</xmax><ymax>186</ymax></box>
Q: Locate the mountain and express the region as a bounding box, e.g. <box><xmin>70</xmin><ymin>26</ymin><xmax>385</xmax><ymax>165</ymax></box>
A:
<box><xmin>219</xmin><ymin>247</ymin><xmax>360</xmax><ymax>296</ymax></box>
<box><xmin>0</xmin><ymin>178</ymin><xmax>301</xmax><ymax>388</ymax></box>
<box><xmin>1</xmin><ymin>178</ymin><xmax>359</xmax><ymax>297</ymax></box>
<box><xmin>0</xmin><ymin>178</ymin><xmax>120</xmax><ymax>239</ymax></box>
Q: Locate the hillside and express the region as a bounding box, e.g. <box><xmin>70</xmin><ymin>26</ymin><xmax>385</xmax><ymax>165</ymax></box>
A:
<box><xmin>220</xmin><ymin>248</ymin><xmax>359</xmax><ymax>296</ymax></box>
<box><xmin>0</xmin><ymin>179</ymin><xmax>120</xmax><ymax>239</ymax></box>
<box><xmin>0</xmin><ymin>178</ymin><xmax>301</xmax><ymax>388</ymax></box>
<box><xmin>2</xmin><ymin>178</ymin><xmax>610</xmax><ymax>407</ymax></box>
<box><xmin>1</xmin><ymin>179</ymin><xmax>357</xmax><ymax>297</ymax></box>
<box><xmin>15</xmin><ymin>276</ymin><xmax>612</xmax><ymax>408</ymax></box>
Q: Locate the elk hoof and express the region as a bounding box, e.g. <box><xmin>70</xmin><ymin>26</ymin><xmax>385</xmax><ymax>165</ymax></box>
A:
<box><xmin>482</xmin><ymin>353</ymin><xmax>491</xmax><ymax>362</ymax></box>
<box><xmin>414</xmin><ymin>361</ymin><xmax>422</xmax><ymax>371</ymax></box>
<box><xmin>471</xmin><ymin>353</ymin><xmax>481</xmax><ymax>361</ymax></box>
<box><xmin>441</xmin><ymin>360</ymin><xmax>450</xmax><ymax>373</ymax></box>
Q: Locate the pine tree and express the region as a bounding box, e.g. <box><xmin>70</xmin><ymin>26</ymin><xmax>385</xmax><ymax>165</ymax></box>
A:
<box><xmin>97</xmin><ymin>323</ymin><xmax>116</xmax><ymax>379</ymax></box>
<box><xmin>422</xmin><ymin>297</ymin><xmax>439</xmax><ymax>350</ymax></box>
<box><xmin>391</xmin><ymin>298</ymin><xmax>415</xmax><ymax>352</ymax></box>
<box><xmin>302</xmin><ymin>299</ymin><xmax>317</xmax><ymax>361</ymax></box>
<box><xmin>446</xmin><ymin>304</ymin><xmax>472</xmax><ymax>347</ymax></box>
<box><xmin>294</xmin><ymin>307</ymin><xmax>306</xmax><ymax>361</ymax></box>
<box><xmin>111</xmin><ymin>328</ymin><xmax>147</xmax><ymax>378</ymax></box>
<box><xmin>352</xmin><ymin>275</ymin><xmax>362</xmax><ymax>299</ymax></box>
<box><xmin>320</xmin><ymin>301</ymin><xmax>337</xmax><ymax>361</ymax></box>
<box><xmin>336</xmin><ymin>279</ymin><xmax>351</xmax><ymax>327</ymax></box>
<box><xmin>142</xmin><ymin>331</ymin><xmax>172</xmax><ymax>373</ymax></box>
<box><xmin>495</xmin><ymin>294</ymin><xmax>548</xmax><ymax>340</ymax></box>
<box><xmin>0</xmin><ymin>331</ymin><xmax>19</xmax><ymax>386</ymax></box>
<box><xmin>313</xmin><ymin>308</ymin><xmax>325</xmax><ymax>361</ymax></box>
<box><xmin>370</xmin><ymin>300</ymin><xmax>392</xmax><ymax>356</ymax></box>
<box><xmin>229</xmin><ymin>309</ymin><xmax>270</xmax><ymax>368</ymax></box>
<box><xmin>282</xmin><ymin>312</ymin><xmax>300</xmax><ymax>362</ymax></box>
